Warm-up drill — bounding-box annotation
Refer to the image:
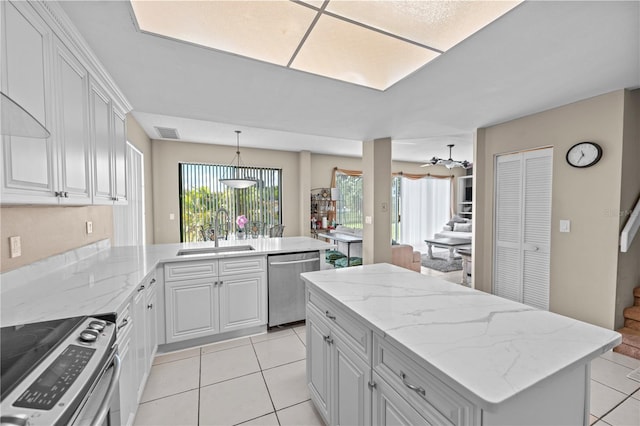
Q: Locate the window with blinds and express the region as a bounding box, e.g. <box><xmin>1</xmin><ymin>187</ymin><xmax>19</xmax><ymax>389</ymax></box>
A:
<box><xmin>179</xmin><ymin>163</ymin><xmax>282</xmax><ymax>242</ymax></box>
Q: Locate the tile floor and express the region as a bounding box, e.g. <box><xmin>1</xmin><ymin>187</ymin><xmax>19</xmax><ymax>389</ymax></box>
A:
<box><xmin>133</xmin><ymin>266</ymin><xmax>640</xmax><ymax>426</ymax></box>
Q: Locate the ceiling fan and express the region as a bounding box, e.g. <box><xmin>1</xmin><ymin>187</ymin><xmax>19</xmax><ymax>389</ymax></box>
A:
<box><xmin>420</xmin><ymin>144</ymin><xmax>472</xmax><ymax>169</ymax></box>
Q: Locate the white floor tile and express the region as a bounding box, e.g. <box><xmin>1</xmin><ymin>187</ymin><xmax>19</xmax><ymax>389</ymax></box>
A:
<box><xmin>153</xmin><ymin>347</ymin><xmax>200</xmax><ymax>365</ymax></box>
<box><xmin>201</xmin><ymin>336</ymin><xmax>251</xmax><ymax>354</ymax></box>
<box><xmin>199</xmin><ymin>372</ymin><xmax>274</xmax><ymax>426</ymax></box>
<box><xmin>133</xmin><ymin>389</ymin><xmax>198</xmax><ymax>425</ymax></box>
<box><xmin>237</xmin><ymin>413</ymin><xmax>280</xmax><ymax>426</ymax></box>
<box><xmin>277</xmin><ymin>400</ymin><xmax>325</xmax><ymax>426</ymax></box>
<box><xmin>591</xmin><ymin>357</ymin><xmax>640</xmax><ymax>395</ymax></box>
<box><xmin>590</xmin><ymin>380</ymin><xmax>628</xmax><ymax>417</ymax></box>
<box><xmin>600</xmin><ymin>351</ymin><xmax>640</xmax><ymax>370</ymax></box>
<box><xmin>251</xmin><ymin>328</ymin><xmax>295</xmax><ymax>343</ymax></box>
<box><xmin>599</xmin><ymin>397</ymin><xmax>640</xmax><ymax>426</ymax></box>
<box><xmin>254</xmin><ymin>334</ymin><xmax>307</xmax><ymax>370</ymax></box>
<box><xmin>201</xmin><ymin>344</ymin><xmax>260</xmax><ymax>386</ymax></box>
<box><xmin>262</xmin><ymin>359</ymin><xmax>310</xmax><ymax>410</ymax></box>
<box><xmin>293</xmin><ymin>324</ymin><xmax>306</xmax><ymax>334</ymax></box>
<box><xmin>140</xmin><ymin>356</ymin><xmax>200</xmax><ymax>403</ymax></box>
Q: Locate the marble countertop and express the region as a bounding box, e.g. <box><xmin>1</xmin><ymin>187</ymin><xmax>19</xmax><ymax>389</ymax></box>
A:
<box><xmin>301</xmin><ymin>263</ymin><xmax>621</xmax><ymax>408</ymax></box>
<box><xmin>1</xmin><ymin>237</ymin><xmax>333</xmax><ymax>327</ymax></box>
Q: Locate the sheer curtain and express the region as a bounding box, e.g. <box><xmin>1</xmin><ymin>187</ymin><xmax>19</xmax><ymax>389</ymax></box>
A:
<box><xmin>399</xmin><ymin>177</ymin><xmax>451</xmax><ymax>252</ymax></box>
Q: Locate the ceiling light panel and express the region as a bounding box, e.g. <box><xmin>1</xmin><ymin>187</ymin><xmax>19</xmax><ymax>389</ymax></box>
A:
<box><xmin>291</xmin><ymin>14</ymin><xmax>439</xmax><ymax>90</ymax></box>
<box><xmin>131</xmin><ymin>0</ymin><xmax>317</xmax><ymax>66</ymax></box>
<box><xmin>325</xmin><ymin>0</ymin><xmax>522</xmax><ymax>51</ymax></box>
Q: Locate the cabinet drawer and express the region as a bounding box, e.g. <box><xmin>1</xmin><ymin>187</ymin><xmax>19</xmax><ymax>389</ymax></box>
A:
<box><xmin>165</xmin><ymin>261</ymin><xmax>217</xmax><ymax>282</ymax></box>
<box><xmin>219</xmin><ymin>256</ymin><xmax>265</xmax><ymax>276</ymax></box>
<box><xmin>373</xmin><ymin>335</ymin><xmax>477</xmax><ymax>426</ymax></box>
<box><xmin>307</xmin><ymin>289</ymin><xmax>371</xmax><ymax>362</ymax></box>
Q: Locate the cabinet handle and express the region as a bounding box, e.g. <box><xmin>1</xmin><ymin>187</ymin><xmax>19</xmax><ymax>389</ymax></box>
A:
<box><xmin>117</xmin><ymin>318</ymin><xmax>129</xmax><ymax>331</ymax></box>
<box><xmin>147</xmin><ymin>303</ymin><xmax>153</xmax><ymax>310</ymax></box>
<box><xmin>323</xmin><ymin>335</ymin><xmax>333</xmax><ymax>345</ymax></box>
<box><xmin>55</xmin><ymin>191</ymin><xmax>62</xmax><ymax>197</ymax></box>
<box><xmin>137</xmin><ymin>284</ymin><xmax>145</xmax><ymax>292</ymax></box>
<box><xmin>367</xmin><ymin>381</ymin><xmax>377</xmax><ymax>390</ymax></box>
<box><xmin>219</xmin><ymin>280</ymin><xmax>223</xmax><ymax>286</ymax></box>
<box><xmin>64</xmin><ymin>192</ymin><xmax>69</xmax><ymax>198</ymax></box>
<box><xmin>150</xmin><ymin>278</ymin><xmax>156</xmax><ymax>284</ymax></box>
<box><xmin>325</xmin><ymin>310</ymin><xmax>336</xmax><ymax>320</ymax></box>
<box><xmin>400</xmin><ymin>371</ymin><xmax>426</xmax><ymax>396</ymax></box>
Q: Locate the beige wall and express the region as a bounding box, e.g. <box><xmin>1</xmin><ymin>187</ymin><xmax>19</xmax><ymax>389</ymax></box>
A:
<box><xmin>151</xmin><ymin>140</ymin><xmax>301</xmax><ymax>243</ymax></box>
<box><xmin>474</xmin><ymin>90</ymin><xmax>627</xmax><ymax>329</ymax></box>
<box><xmin>126</xmin><ymin>115</ymin><xmax>155</xmax><ymax>244</ymax></box>
<box><xmin>0</xmin><ymin>206</ymin><xmax>113</xmax><ymax>272</ymax></box>
<box><xmin>616</xmin><ymin>89</ymin><xmax>640</xmax><ymax>328</ymax></box>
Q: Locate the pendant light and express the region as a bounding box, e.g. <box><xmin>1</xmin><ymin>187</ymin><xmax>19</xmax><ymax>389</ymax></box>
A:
<box><xmin>220</xmin><ymin>130</ymin><xmax>257</xmax><ymax>189</ymax></box>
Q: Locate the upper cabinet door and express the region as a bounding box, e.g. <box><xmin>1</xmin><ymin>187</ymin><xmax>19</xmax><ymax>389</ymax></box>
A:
<box><xmin>0</xmin><ymin>1</ymin><xmax>57</xmax><ymax>203</ymax></box>
<box><xmin>112</xmin><ymin>106</ymin><xmax>127</xmax><ymax>203</ymax></box>
<box><xmin>89</xmin><ymin>78</ymin><xmax>113</xmax><ymax>204</ymax></box>
<box><xmin>53</xmin><ymin>37</ymin><xmax>92</xmax><ymax>204</ymax></box>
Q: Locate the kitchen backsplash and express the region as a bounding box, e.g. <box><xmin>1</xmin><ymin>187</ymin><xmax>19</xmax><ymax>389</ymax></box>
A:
<box><xmin>0</xmin><ymin>206</ymin><xmax>113</xmax><ymax>273</ymax></box>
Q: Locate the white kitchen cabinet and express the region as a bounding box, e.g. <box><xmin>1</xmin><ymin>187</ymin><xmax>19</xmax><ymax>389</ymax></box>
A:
<box><xmin>371</xmin><ymin>372</ymin><xmax>430</xmax><ymax>426</ymax></box>
<box><xmin>306</xmin><ymin>309</ymin><xmax>331</xmax><ymax>424</ymax></box>
<box><xmin>132</xmin><ymin>283</ymin><xmax>147</xmax><ymax>402</ymax></box>
<box><xmin>0</xmin><ymin>0</ymin><xmax>57</xmax><ymax>203</ymax></box>
<box><xmin>306</xmin><ymin>298</ymin><xmax>371</xmax><ymax>426</ymax></box>
<box><xmin>0</xmin><ymin>0</ymin><xmax>130</xmax><ymax>206</ymax></box>
<box><xmin>165</xmin><ymin>277</ymin><xmax>219</xmax><ymax>343</ymax></box>
<box><xmin>116</xmin><ymin>304</ymin><xmax>136</xmax><ymax>426</ymax></box>
<box><xmin>164</xmin><ymin>256</ymin><xmax>267</xmax><ymax>344</ymax></box>
<box><xmin>145</xmin><ymin>279</ymin><xmax>158</xmax><ymax>371</ymax></box>
<box><xmin>52</xmin><ymin>36</ymin><xmax>92</xmax><ymax>204</ymax></box>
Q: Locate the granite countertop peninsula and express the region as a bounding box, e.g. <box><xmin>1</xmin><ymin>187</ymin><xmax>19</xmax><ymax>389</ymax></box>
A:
<box><xmin>1</xmin><ymin>237</ymin><xmax>334</xmax><ymax>327</ymax></box>
<box><xmin>301</xmin><ymin>263</ymin><xmax>621</xmax><ymax>408</ymax></box>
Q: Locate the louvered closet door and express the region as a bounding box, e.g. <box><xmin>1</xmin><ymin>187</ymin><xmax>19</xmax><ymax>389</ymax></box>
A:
<box><xmin>494</xmin><ymin>154</ymin><xmax>523</xmax><ymax>303</ymax></box>
<box><xmin>494</xmin><ymin>148</ymin><xmax>552</xmax><ymax>310</ymax></box>
<box><xmin>522</xmin><ymin>150</ymin><xmax>552</xmax><ymax>310</ymax></box>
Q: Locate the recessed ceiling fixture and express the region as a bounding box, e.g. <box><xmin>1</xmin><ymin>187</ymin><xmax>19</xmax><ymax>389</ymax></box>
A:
<box><xmin>421</xmin><ymin>144</ymin><xmax>472</xmax><ymax>169</ymax></box>
<box><xmin>130</xmin><ymin>0</ymin><xmax>522</xmax><ymax>90</ymax></box>
<box><xmin>220</xmin><ymin>130</ymin><xmax>258</xmax><ymax>189</ymax></box>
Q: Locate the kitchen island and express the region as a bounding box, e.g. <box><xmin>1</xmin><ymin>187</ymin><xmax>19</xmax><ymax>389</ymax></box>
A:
<box><xmin>301</xmin><ymin>263</ymin><xmax>621</xmax><ymax>425</ymax></box>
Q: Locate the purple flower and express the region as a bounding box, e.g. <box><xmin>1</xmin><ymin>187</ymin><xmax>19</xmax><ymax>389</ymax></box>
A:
<box><xmin>236</xmin><ymin>215</ymin><xmax>248</xmax><ymax>229</ymax></box>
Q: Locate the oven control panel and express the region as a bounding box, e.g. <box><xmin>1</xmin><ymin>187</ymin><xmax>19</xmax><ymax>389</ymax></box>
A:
<box><xmin>1</xmin><ymin>317</ymin><xmax>116</xmax><ymax>426</ymax></box>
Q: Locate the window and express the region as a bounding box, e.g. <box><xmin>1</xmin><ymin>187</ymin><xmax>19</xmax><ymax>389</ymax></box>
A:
<box><xmin>335</xmin><ymin>172</ymin><xmax>363</xmax><ymax>229</ymax></box>
<box><xmin>179</xmin><ymin>163</ymin><xmax>282</xmax><ymax>242</ymax></box>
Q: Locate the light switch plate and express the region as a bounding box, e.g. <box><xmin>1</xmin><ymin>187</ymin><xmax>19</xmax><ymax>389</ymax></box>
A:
<box><xmin>169</xmin><ymin>213</ymin><xmax>175</xmax><ymax>220</ymax></box>
<box><xmin>560</xmin><ymin>220</ymin><xmax>571</xmax><ymax>233</ymax></box>
<box><xmin>9</xmin><ymin>236</ymin><xmax>21</xmax><ymax>258</ymax></box>
<box><xmin>365</xmin><ymin>216</ymin><xmax>372</xmax><ymax>224</ymax></box>
<box><xmin>86</xmin><ymin>221</ymin><xmax>93</xmax><ymax>234</ymax></box>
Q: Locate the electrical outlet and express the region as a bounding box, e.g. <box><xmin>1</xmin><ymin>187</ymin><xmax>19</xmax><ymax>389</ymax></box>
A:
<box><xmin>86</xmin><ymin>221</ymin><xmax>93</xmax><ymax>234</ymax></box>
<box><xmin>365</xmin><ymin>216</ymin><xmax>372</xmax><ymax>224</ymax></box>
<box><xmin>9</xmin><ymin>236</ymin><xmax>21</xmax><ymax>258</ymax></box>
<box><xmin>169</xmin><ymin>213</ymin><xmax>175</xmax><ymax>220</ymax></box>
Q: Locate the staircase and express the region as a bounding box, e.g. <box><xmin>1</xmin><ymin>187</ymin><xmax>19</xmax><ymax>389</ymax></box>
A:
<box><xmin>614</xmin><ymin>287</ymin><xmax>640</xmax><ymax>359</ymax></box>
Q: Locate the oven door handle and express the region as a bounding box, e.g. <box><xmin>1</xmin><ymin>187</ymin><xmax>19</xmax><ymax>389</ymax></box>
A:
<box><xmin>90</xmin><ymin>354</ymin><xmax>122</xmax><ymax>426</ymax></box>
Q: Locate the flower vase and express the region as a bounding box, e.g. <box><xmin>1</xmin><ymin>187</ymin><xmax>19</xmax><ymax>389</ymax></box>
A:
<box><xmin>236</xmin><ymin>228</ymin><xmax>246</xmax><ymax>240</ymax></box>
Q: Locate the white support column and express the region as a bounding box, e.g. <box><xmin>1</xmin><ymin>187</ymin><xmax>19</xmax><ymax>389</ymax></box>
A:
<box><xmin>363</xmin><ymin>138</ymin><xmax>392</xmax><ymax>265</ymax></box>
<box><xmin>299</xmin><ymin>151</ymin><xmax>311</xmax><ymax>237</ymax></box>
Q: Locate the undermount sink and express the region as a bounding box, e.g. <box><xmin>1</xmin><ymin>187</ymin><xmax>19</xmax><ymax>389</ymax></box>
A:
<box><xmin>176</xmin><ymin>245</ymin><xmax>255</xmax><ymax>256</ymax></box>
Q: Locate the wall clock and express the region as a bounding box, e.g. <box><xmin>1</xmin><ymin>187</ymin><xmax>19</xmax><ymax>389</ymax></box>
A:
<box><xmin>566</xmin><ymin>142</ymin><xmax>603</xmax><ymax>168</ymax></box>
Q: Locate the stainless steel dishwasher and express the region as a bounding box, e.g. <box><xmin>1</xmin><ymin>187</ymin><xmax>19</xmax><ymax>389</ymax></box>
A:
<box><xmin>268</xmin><ymin>251</ymin><xmax>320</xmax><ymax>327</ymax></box>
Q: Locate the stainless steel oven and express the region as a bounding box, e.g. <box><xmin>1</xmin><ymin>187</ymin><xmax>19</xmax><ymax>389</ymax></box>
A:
<box><xmin>1</xmin><ymin>316</ymin><xmax>120</xmax><ymax>426</ymax></box>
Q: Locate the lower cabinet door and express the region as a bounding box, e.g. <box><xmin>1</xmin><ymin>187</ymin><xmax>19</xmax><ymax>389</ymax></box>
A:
<box><xmin>117</xmin><ymin>331</ymin><xmax>136</xmax><ymax>426</ymax></box>
<box><xmin>132</xmin><ymin>289</ymin><xmax>147</xmax><ymax>401</ymax></box>
<box><xmin>332</xmin><ymin>332</ymin><xmax>371</xmax><ymax>426</ymax></box>
<box><xmin>219</xmin><ymin>272</ymin><xmax>266</xmax><ymax>332</ymax></box>
<box><xmin>306</xmin><ymin>310</ymin><xmax>332</xmax><ymax>424</ymax></box>
<box><xmin>372</xmin><ymin>372</ymin><xmax>431</xmax><ymax>426</ymax></box>
<box><xmin>165</xmin><ymin>278</ymin><xmax>219</xmax><ymax>343</ymax></box>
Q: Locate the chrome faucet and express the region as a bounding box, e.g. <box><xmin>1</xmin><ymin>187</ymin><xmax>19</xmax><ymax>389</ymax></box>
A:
<box><xmin>213</xmin><ymin>208</ymin><xmax>230</xmax><ymax>247</ymax></box>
